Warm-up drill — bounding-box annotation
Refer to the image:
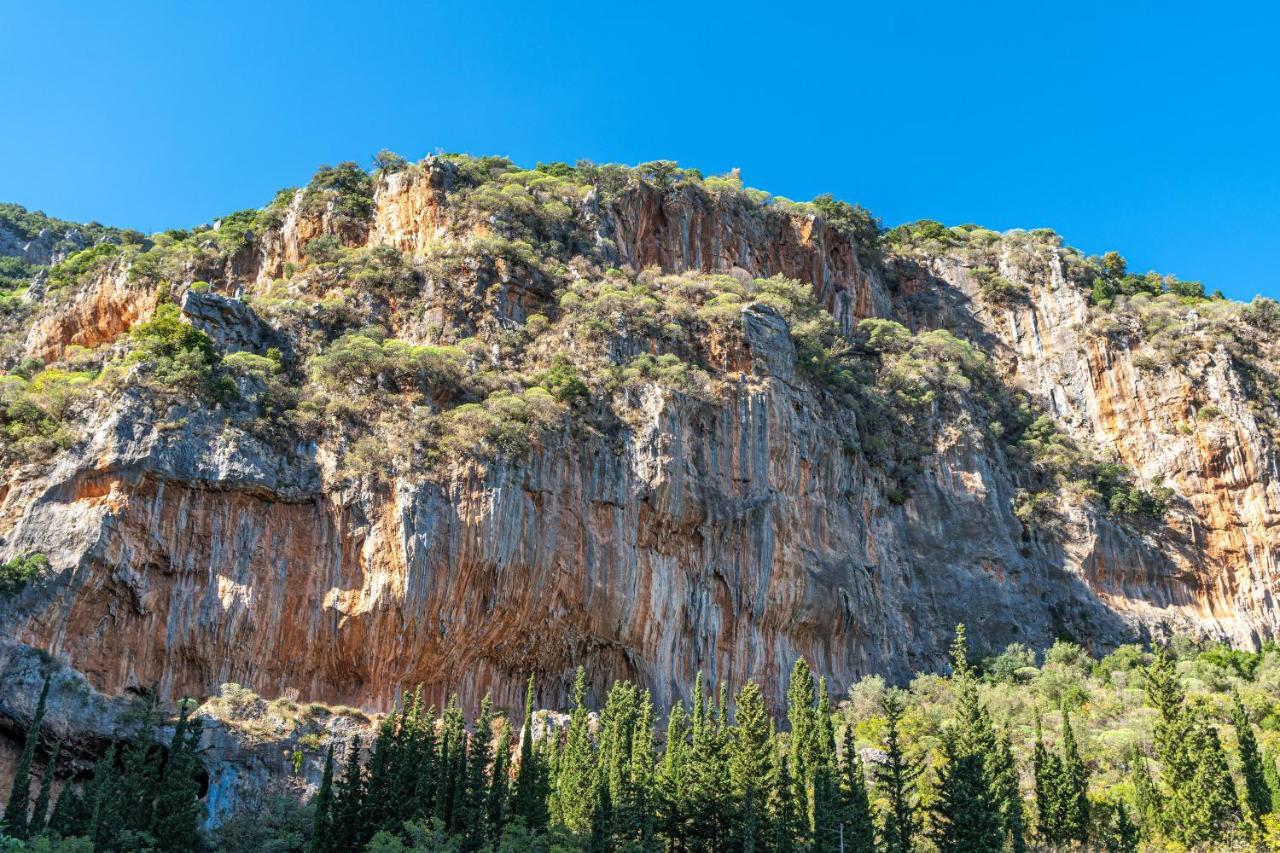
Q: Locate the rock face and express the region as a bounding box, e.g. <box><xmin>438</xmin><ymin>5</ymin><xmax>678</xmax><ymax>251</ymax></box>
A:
<box><xmin>2</xmin><ymin>156</ymin><xmax>1280</xmax><ymax>820</ymax></box>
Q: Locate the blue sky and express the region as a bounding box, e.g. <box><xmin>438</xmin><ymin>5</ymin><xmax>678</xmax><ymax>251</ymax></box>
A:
<box><xmin>2</xmin><ymin>1</ymin><xmax>1277</xmax><ymax>300</ymax></box>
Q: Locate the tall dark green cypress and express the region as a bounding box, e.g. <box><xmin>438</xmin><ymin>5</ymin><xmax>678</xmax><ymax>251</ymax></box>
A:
<box><xmin>1058</xmin><ymin>708</ymin><xmax>1090</xmax><ymax>845</ymax></box>
<box><xmin>460</xmin><ymin>695</ymin><xmax>494</xmax><ymax>851</ymax></box>
<box><xmin>511</xmin><ymin>676</ymin><xmax>548</xmax><ymax>832</ymax></box>
<box><xmin>554</xmin><ymin>667</ymin><xmax>596</xmax><ymax>834</ymax></box>
<box><xmin>988</xmin><ymin>729</ymin><xmax>1027</xmax><ymax>853</ymax></box>
<box><xmin>876</xmin><ymin>689</ymin><xmax>919</xmax><ymax>853</ymax></box>
<box><xmin>48</xmin><ymin>775</ymin><xmax>88</xmax><ymax>839</ymax></box>
<box><xmin>86</xmin><ymin>745</ymin><xmax>122</xmax><ymax>851</ymax></box>
<box><xmin>838</xmin><ymin>725</ymin><xmax>875</xmax><ymax>853</ymax></box>
<box><xmin>728</xmin><ymin>682</ymin><xmax>773</xmax><ymax>853</ymax></box>
<box><xmin>657</xmin><ymin>699</ymin><xmax>690</xmax><ymax>850</ymax></box>
<box><xmin>1264</xmin><ymin>744</ymin><xmax>1280</xmax><ymax>815</ymax></box>
<box><xmin>1032</xmin><ymin>711</ymin><xmax>1064</xmax><ymax>844</ymax></box>
<box><xmin>1146</xmin><ymin>648</ymin><xmax>1241</xmax><ymax>845</ymax></box>
<box><xmin>1232</xmin><ymin>691</ymin><xmax>1270</xmax><ymax>824</ymax></box>
<box><xmin>489</xmin><ymin>717</ymin><xmax>512</xmax><ymax>841</ymax></box>
<box><xmin>331</xmin><ymin>736</ymin><xmax>366</xmax><ymax>851</ymax></box>
<box><xmin>151</xmin><ymin>702</ymin><xmax>204</xmax><ymax>852</ymax></box>
<box><xmin>309</xmin><ymin>743</ymin><xmax>336</xmax><ymax>853</ymax></box>
<box><xmin>28</xmin><ymin>739</ymin><xmax>58</xmax><ymax>838</ymax></box>
<box><xmin>930</xmin><ymin>624</ymin><xmax>1003</xmax><ymax>852</ymax></box>
<box><xmin>3</xmin><ymin>676</ymin><xmax>50</xmax><ymax>838</ymax></box>
<box><xmin>784</xmin><ymin>658</ymin><xmax>817</xmax><ymax>839</ymax></box>
<box><xmin>811</xmin><ymin>677</ymin><xmax>841</xmax><ymax>852</ymax></box>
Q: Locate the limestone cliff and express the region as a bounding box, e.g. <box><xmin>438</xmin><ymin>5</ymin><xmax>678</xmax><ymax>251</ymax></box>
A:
<box><xmin>1</xmin><ymin>156</ymin><xmax>1278</xmax><ymax>819</ymax></box>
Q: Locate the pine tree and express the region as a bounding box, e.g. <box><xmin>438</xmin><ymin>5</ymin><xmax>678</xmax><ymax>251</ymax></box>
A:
<box><xmin>309</xmin><ymin>743</ymin><xmax>336</xmax><ymax>853</ymax></box>
<box><xmin>28</xmin><ymin>740</ymin><xmax>59</xmax><ymax>837</ymax></box>
<box><xmin>1058</xmin><ymin>708</ymin><xmax>1090</xmax><ymax>844</ymax></box>
<box><xmin>4</xmin><ymin>675</ymin><xmax>50</xmax><ymax>838</ymax></box>
<box><xmin>877</xmin><ymin>690</ymin><xmax>920</xmax><ymax>853</ymax></box>
<box><xmin>1232</xmin><ymin>691</ymin><xmax>1270</xmax><ymax>824</ymax></box>
<box><xmin>728</xmin><ymin>682</ymin><xmax>773</xmax><ymax>853</ymax></box>
<box><xmin>331</xmin><ymin>736</ymin><xmax>366</xmax><ymax>851</ymax></box>
<box><xmin>838</xmin><ymin>725</ymin><xmax>875</xmax><ymax>853</ymax></box>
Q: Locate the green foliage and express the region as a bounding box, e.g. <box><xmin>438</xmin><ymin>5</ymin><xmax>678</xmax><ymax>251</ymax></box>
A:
<box><xmin>0</xmin><ymin>553</ymin><xmax>49</xmax><ymax>596</ymax></box>
<box><xmin>0</xmin><ymin>369</ymin><xmax>93</xmax><ymax>463</ymax></box>
<box><xmin>304</xmin><ymin>162</ymin><xmax>374</xmax><ymax>220</ymax></box>
<box><xmin>973</xmin><ymin>265</ymin><xmax>1028</xmax><ymax>304</ymax></box>
<box><xmin>124</xmin><ymin>303</ymin><xmax>224</xmax><ymax>396</ymax></box>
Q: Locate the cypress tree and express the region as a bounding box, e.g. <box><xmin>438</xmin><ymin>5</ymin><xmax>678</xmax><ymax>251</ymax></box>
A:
<box><xmin>811</xmin><ymin>677</ymin><xmax>841</xmax><ymax>851</ymax></box>
<box><xmin>116</xmin><ymin>694</ymin><xmax>165</xmax><ymax>843</ymax></box>
<box><xmin>48</xmin><ymin>778</ymin><xmax>88</xmax><ymax>839</ymax></box>
<box><xmin>1145</xmin><ymin>648</ymin><xmax>1241</xmax><ymax>844</ymax></box>
<box><xmin>29</xmin><ymin>739</ymin><xmax>59</xmax><ymax>837</ymax></box>
<box><xmin>784</xmin><ymin>658</ymin><xmax>817</xmax><ymax>834</ymax></box>
<box><xmin>1058</xmin><ymin>708</ymin><xmax>1090</xmax><ymax>844</ymax></box>
<box><xmin>1128</xmin><ymin>745</ymin><xmax>1158</xmax><ymax>835</ymax></box>
<box><xmin>511</xmin><ymin>676</ymin><xmax>548</xmax><ymax>832</ymax></box>
<box><xmin>436</xmin><ymin>696</ymin><xmax>467</xmax><ymax>831</ymax></box>
<box><xmin>686</xmin><ymin>677</ymin><xmax>731</xmax><ymax>851</ymax></box>
<box><xmin>151</xmin><ymin>703</ymin><xmax>204</xmax><ymax>852</ymax></box>
<box><xmin>331</xmin><ymin>736</ymin><xmax>366</xmax><ymax>851</ymax></box>
<box><xmin>489</xmin><ymin>717</ymin><xmax>512</xmax><ymax>841</ymax></box>
<box><xmin>657</xmin><ymin>699</ymin><xmax>690</xmax><ymax>849</ymax></box>
<box><xmin>461</xmin><ymin>695</ymin><xmax>494</xmax><ymax>851</ymax></box>
<box><xmin>554</xmin><ymin>666</ymin><xmax>597</xmax><ymax>834</ymax></box>
<box><xmin>771</xmin><ymin>753</ymin><xmax>805</xmax><ymax>853</ymax></box>
<box><xmin>728</xmin><ymin>682</ymin><xmax>773</xmax><ymax>853</ymax></box>
<box><xmin>876</xmin><ymin>690</ymin><xmax>920</xmax><ymax>853</ymax></box>
<box><xmin>838</xmin><ymin>725</ymin><xmax>875</xmax><ymax>853</ymax></box>
<box><xmin>1107</xmin><ymin>802</ymin><xmax>1140</xmax><ymax>853</ymax></box>
<box><xmin>988</xmin><ymin>729</ymin><xmax>1027</xmax><ymax>853</ymax></box>
<box><xmin>1264</xmin><ymin>744</ymin><xmax>1280</xmax><ymax>815</ymax></box>
<box><xmin>1232</xmin><ymin>691</ymin><xmax>1270</xmax><ymax>824</ymax></box>
<box><xmin>930</xmin><ymin>729</ymin><xmax>1003</xmax><ymax>852</ymax></box>
<box><xmin>362</xmin><ymin>712</ymin><xmax>398</xmax><ymax>836</ymax></box>
<box><xmin>628</xmin><ymin>691</ymin><xmax>658</xmax><ymax>849</ymax></box>
<box><xmin>930</xmin><ymin>624</ymin><xmax>1003</xmax><ymax>852</ymax></box>
<box><xmin>86</xmin><ymin>745</ymin><xmax>122</xmax><ymax>851</ymax></box>
<box><xmin>309</xmin><ymin>743</ymin><xmax>336</xmax><ymax>853</ymax></box>
<box><xmin>4</xmin><ymin>675</ymin><xmax>50</xmax><ymax>838</ymax></box>
<box><xmin>1032</xmin><ymin>711</ymin><xmax>1064</xmax><ymax>844</ymax></box>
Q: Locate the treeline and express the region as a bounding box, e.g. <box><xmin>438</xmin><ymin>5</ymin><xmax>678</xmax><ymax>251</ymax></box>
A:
<box><xmin>1</xmin><ymin>682</ymin><xmax>205</xmax><ymax>851</ymax></box>
<box><xmin>5</xmin><ymin>625</ymin><xmax>1278</xmax><ymax>851</ymax></box>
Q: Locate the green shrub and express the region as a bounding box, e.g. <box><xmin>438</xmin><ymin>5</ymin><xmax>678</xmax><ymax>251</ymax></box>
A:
<box><xmin>0</xmin><ymin>552</ymin><xmax>49</xmax><ymax>595</ymax></box>
<box><xmin>540</xmin><ymin>355</ymin><xmax>589</xmax><ymax>404</ymax></box>
<box><xmin>303</xmin><ymin>162</ymin><xmax>374</xmax><ymax>220</ymax></box>
<box><xmin>124</xmin><ymin>304</ymin><xmax>222</xmax><ymax>395</ymax></box>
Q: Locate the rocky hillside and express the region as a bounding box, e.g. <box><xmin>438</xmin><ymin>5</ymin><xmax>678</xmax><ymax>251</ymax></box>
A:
<box><xmin>2</xmin><ymin>154</ymin><xmax>1280</xmax><ymax>818</ymax></box>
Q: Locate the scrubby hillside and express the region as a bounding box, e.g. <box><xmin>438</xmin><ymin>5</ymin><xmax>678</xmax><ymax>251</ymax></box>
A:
<box><xmin>2</xmin><ymin>152</ymin><xmax>1280</xmax><ymax>835</ymax></box>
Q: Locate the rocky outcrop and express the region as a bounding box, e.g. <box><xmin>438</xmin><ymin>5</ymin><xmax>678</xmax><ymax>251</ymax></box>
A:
<box><xmin>3</xmin><ymin>158</ymin><xmax>1280</xmax><ymax>822</ymax></box>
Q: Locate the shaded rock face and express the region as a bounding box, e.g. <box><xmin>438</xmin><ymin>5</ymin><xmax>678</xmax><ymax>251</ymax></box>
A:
<box><xmin>2</xmin><ymin>160</ymin><xmax>1280</xmax><ymax>820</ymax></box>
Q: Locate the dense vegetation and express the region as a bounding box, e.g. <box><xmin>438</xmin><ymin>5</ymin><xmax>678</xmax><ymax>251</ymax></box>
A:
<box><xmin>9</xmin><ymin>630</ymin><xmax>1280</xmax><ymax>851</ymax></box>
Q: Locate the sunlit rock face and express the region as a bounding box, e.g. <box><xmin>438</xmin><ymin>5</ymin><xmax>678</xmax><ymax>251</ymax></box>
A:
<box><xmin>3</xmin><ymin>158</ymin><xmax>1280</xmax><ymax>817</ymax></box>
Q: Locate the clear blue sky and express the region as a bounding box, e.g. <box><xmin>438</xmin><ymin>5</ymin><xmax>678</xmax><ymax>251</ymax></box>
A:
<box><xmin>2</xmin><ymin>1</ymin><xmax>1277</xmax><ymax>300</ymax></box>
